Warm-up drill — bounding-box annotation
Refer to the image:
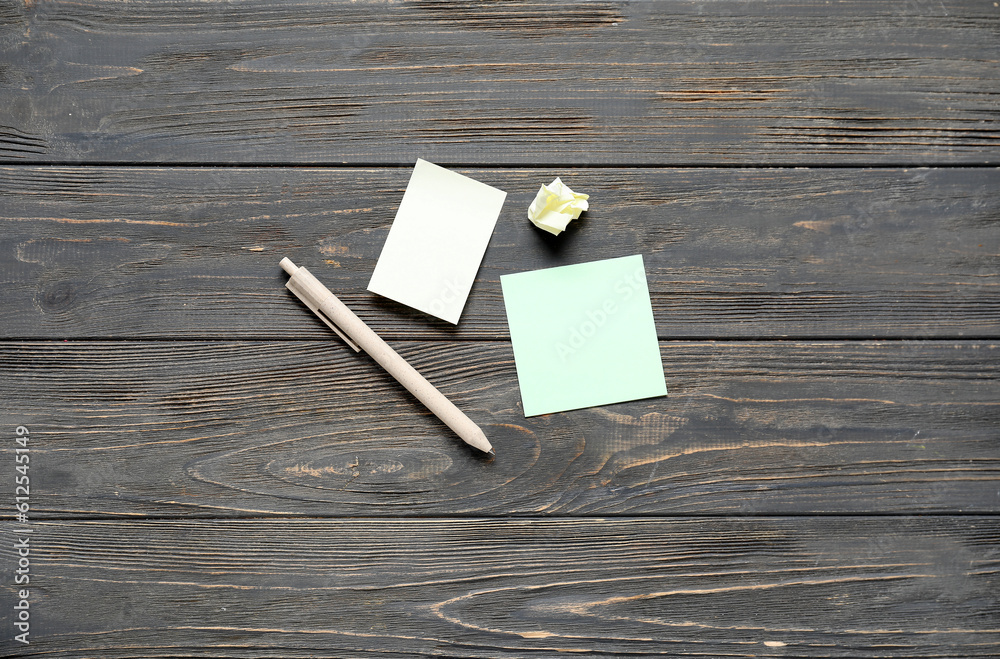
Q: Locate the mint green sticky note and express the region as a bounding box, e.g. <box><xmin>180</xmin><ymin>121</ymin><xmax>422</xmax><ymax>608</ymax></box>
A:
<box><xmin>500</xmin><ymin>254</ymin><xmax>667</xmax><ymax>417</ymax></box>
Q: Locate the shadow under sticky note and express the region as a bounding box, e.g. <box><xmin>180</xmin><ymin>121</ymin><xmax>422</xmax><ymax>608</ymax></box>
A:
<box><xmin>501</xmin><ymin>254</ymin><xmax>667</xmax><ymax>417</ymax></box>
<box><xmin>368</xmin><ymin>159</ymin><xmax>507</xmax><ymax>324</ymax></box>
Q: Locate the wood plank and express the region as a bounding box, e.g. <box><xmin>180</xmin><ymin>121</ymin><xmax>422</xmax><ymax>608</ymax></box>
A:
<box><xmin>2</xmin><ymin>166</ymin><xmax>997</xmax><ymax>339</ymax></box>
<box><xmin>2</xmin><ymin>340</ymin><xmax>996</xmax><ymax>517</ymax></box>
<box><xmin>1</xmin><ymin>1</ymin><xmax>997</xmax><ymax>165</ymax></box>
<box><xmin>2</xmin><ymin>517</ymin><xmax>997</xmax><ymax>657</ymax></box>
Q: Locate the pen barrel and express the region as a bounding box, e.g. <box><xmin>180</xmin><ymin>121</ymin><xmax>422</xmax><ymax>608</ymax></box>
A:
<box><xmin>279</xmin><ymin>264</ymin><xmax>491</xmax><ymax>453</ymax></box>
<box><xmin>319</xmin><ymin>293</ymin><xmax>490</xmax><ymax>451</ymax></box>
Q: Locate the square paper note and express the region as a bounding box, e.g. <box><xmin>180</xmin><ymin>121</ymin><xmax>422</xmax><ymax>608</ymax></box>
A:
<box><xmin>368</xmin><ymin>159</ymin><xmax>507</xmax><ymax>324</ymax></box>
<box><xmin>501</xmin><ymin>254</ymin><xmax>667</xmax><ymax>416</ymax></box>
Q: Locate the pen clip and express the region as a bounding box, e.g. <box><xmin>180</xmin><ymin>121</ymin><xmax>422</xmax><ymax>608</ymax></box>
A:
<box><xmin>285</xmin><ymin>277</ymin><xmax>362</xmax><ymax>352</ymax></box>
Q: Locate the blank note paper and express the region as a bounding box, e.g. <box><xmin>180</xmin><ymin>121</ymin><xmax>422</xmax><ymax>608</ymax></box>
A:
<box><xmin>368</xmin><ymin>159</ymin><xmax>507</xmax><ymax>324</ymax></box>
<box><xmin>500</xmin><ymin>254</ymin><xmax>667</xmax><ymax>417</ymax></box>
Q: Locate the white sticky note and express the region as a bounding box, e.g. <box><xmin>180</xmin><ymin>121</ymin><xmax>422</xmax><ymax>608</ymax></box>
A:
<box><xmin>368</xmin><ymin>159</ymin><xmax>507</xmax><ymax>324</ymax></box>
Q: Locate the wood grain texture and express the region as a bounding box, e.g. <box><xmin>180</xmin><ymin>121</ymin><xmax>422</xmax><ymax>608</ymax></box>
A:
<box><xmin>2</xmin><ymin>166</ymin><xmax>997</xmax><ymax>340</ymax></box>
<box><xmin>2</xmin><ymin>340</ymin><xmax>996</xmax><ymax>517</ymax></box>
<box><xmin>2</xmin><ymin>1</ymin><xmax>997</xmax><ymax>654</ymax></box>
<box><xmin>1</xmin><ymin>517</ymin><xmax>997</xmax><ymax>657</ymax></box>
<box><xmin>1</xmin><ymin>0</ymin><xmax>998</xmax><ymax>165</ymax></box>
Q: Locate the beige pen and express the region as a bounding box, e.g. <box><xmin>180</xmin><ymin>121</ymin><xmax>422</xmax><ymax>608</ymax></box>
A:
<box><xmin>280</xmin><ymin>257</ymin><xmax>494</xmax><ymax>455</ymax></box>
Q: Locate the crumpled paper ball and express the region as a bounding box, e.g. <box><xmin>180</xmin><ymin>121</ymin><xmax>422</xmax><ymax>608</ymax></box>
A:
<box><xmin>527</xmin><ymin>177</ymin><xmax>589</xmax><ymax>236</ymax></box>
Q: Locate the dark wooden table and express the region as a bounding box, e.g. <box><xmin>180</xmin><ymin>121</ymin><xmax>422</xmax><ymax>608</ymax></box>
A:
<box><xmin>2</xmin><ymin>1</ymin><xmax>998</xmax><ymax>656</ymax></box>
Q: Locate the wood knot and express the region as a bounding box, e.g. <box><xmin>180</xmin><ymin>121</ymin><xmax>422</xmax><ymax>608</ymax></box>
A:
<box><xmin>41</xmin><ymin>281</ymin><xmax>75</xmax><ymax>310</ymax></box>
